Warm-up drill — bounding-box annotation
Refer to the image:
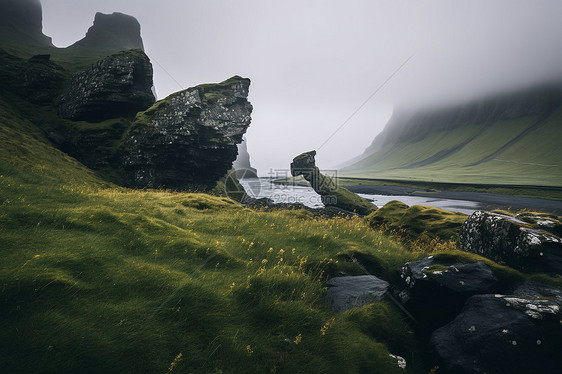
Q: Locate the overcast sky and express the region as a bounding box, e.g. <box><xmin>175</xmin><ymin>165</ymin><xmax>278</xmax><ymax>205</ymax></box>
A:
<box><xmin>40</xmin><ymin>0</ymin><xmax>562</xmax><ymax>173</ymax></box>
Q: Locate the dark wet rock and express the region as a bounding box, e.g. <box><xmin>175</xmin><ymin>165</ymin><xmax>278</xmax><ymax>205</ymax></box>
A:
<box><xmin>458</xmin><ymin>211</ymin><xmax>562</xmax><ymax>274</ymax></box>
<box><xmin>430</xmin><ymin>293</ymin><xmax>562</xmax><ymax>374</ymax></box>
<box><xmin>17</xmin><ymin>54</ymin><xmax>66</xmax><ymax>104</ymax></box>
<box><xmin>59</xmin><ymin>118</ymin><xmax>131</xmax><ymax>170</ymax></box>
<box><xmin>514</xmin><ymin>280</ymin><xmax>562</xmax><ymax>306</ymax></box>
<box><xmin>119</xmin><ymin>76</ymin><xmax>253</xmax><ymax>191</ymax></box>
<box><xmin>57</xmin><ymin>50</ymin><xmax>155</xmax><ymax>121</ymax></box>
<box><xmin>325</xmin><ymin>275</ymin><xmax>389</xmax><ymax>314</ymax></box>
<box><xmin>398</xmin><ymin>256</ymin><xmax>498</xmax><ymax>301</ymax></box>
<box><xmin>68</xmin><ymin>12</ymin><xmax>144</xmax><ymax>52</ymax></box>
<box><xmin>397</xmin><ymin>256</ymin><xmax>498</xmax><ymax>335</ymax></box>
<box><xmin>290</xmin><ymin>150</ymin><xmax>376</xmax><ymax>215</ymax></box>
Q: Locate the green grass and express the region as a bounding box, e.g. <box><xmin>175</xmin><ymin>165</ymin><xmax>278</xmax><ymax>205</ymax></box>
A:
<box><xmin>0</xmin><ymin>94</ymin><xmax>427</xmax><ymax>373</ymax></box>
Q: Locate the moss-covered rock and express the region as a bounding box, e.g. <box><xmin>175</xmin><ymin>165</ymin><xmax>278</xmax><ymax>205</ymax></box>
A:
<box><xmin>57</xmin><ymin>50</ymin><xmax>155</xmax><ymax>121</ymax></box>
<box><xmin>458</xmin><ymin>211</ymin><xmax>562</xmax><ymax>274</ymax></box>
<box><xmin>119</xmin><ymin>76</ymin><xmax>253</xmax><ymax>191</ymax></box>
<box><xmin>290</xmin><ymin>150</ymin><xmax>376</xmax><ymax>215</ymax></box>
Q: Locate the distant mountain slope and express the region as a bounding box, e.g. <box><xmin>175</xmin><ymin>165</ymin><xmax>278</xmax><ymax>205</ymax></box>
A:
<box><xmin>341</xmin><ymin>85</ymin><xmax>562</xmax><ymax>186</ymax></box>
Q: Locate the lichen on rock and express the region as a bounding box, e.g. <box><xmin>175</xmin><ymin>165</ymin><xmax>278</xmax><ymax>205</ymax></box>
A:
<box><xmin>119</xmin><ymin>76</ymin><xmax>253</xmax><ymax>191</ymax></box>
<box><xmin>458</xmin><ymin>211</ymin><xmax>562</xmax><ymax>274</ymax></box>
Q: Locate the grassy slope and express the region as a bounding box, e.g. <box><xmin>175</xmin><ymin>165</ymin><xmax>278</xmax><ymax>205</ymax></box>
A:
<box><xmin>1</xmin><ymin>97</ymin><xmax>426</xmax><ymax>373</ymax></box>
<box><xmin>342</xmin><ymin>107</ymin><xmax>562</xmax><ymax>186</ymax></box>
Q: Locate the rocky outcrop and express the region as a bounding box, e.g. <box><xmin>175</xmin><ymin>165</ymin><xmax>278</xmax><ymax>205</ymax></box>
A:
<box><xmin>18</xmin><ymin>54</ymin><xmax>66</xmax><ymax>104</ymax></box>
<box><xmin>0</xmin><ymin>0</ymin><xmax>53</xmax><ymax>47</ymax></box>
<box><xmin>397</xmin><ymin>256</ymin><xmax>499</xmax><ymax>334</ymax></box>
<box><xmin>119</xmin><ymin>76</ymin><xmax>253</xmax><ymax>191</ymax></box>
<box><xmin>458</xmin><ymin>211</ymin><xmax>562</xmax><ymax>274</ymax></box>
<box><xmin>325</xmin><ymin>275</ymin><xmax>389</xmax><ymax>314</ymax></box>
<box><xmin>68</xmin><ymin>12</ymin><xmax>144</xmax><ymax>52</ymax></box>
<box><xmin>290</xmin><ymin>151</ymin><xmax>376</xmax><ymax>215</ymax></box>
<box><xmin>232</xmin><ymin>136</ymin><xmax>258</xmax><ymax>179</ymax></box>
<box><xmin>57</xmin><ymin>50</ymin><xmax>155</xmax><ymax>121</ymax></box>
<box><xmin>430</xmin><ymin>293</ymin><xmax>562</xmax><ymax>374</ymax></box>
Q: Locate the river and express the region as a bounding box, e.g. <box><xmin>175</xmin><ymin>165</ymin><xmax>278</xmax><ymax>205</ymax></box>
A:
<box><xmin>238</xmin><ymin>178</ymin><xmax>484</xmax><ymax>215</ymax></box>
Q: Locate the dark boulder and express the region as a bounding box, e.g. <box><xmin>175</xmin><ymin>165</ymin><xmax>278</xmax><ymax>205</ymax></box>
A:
<box><xmin>430</xmin><ymin>293</ymin><xmax>562</xmax><ymax>374</ymax></box>
<box><xmin>325</xmin><ymin>275</ymin><xmax>389</xmax><ymax>314</ymax></box>
<box><xmin>57</xmin><ymin>50</ymin><xmax>155</xmax><ymax>121</ymax></box>
<box><xmin>290</xmin><ymin>150</ymin><xmax>376</xmax><ymax>215</ymax></box>
<box><xmin>68</xmin><ymin>12</ymin><xmax>145</xmax><ymax>52</ymax></box>
<box><xmin>458</xmin><ymin>211</ymin><xmax>562</xmax><ymax>274</ymax></box>
<box><xmin>119</xmin><ymin>76</ymin><xmax>253</xmax><ymax>191</ymax></box>
<box><xmin>397</xmin><ymin>256</ymin><xmax>498</xmax><ymax>334</ymax></box>
<box><xmin>514</xmin><ymin>280</ymin><xmax>562</xmax><ymax>305</ymax></box>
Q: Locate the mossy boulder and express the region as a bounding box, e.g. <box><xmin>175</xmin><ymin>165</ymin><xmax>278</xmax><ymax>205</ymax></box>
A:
<box><xmin>366</xmin><ymin>200</ymin><xmax>468</xmax><ymax>241</ymax></box>
<box><xmin>119</xmin><ymin>76</ymin><xmax>253</xmax><ymax>191</ymax></box>
<box><xmin>458</xmin><ymin>211</ymin><xmax>562</xmax><ymax>274</ymax></box>
<box><xmin>290</xmin><ymin>150</ymin><xmax>376</xmax><ymax>215</ymax></box>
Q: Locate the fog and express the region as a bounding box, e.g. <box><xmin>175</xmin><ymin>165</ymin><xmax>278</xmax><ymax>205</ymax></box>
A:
<box><xmin>40</xmin><ymin>0</ymin><xmax>562</xmax><ymax>172</ymax></box>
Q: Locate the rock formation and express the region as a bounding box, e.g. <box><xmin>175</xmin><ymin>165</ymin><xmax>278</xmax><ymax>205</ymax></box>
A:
<box><xmin>458</xmin><ymin>211</ymin><xmax>562</xmax><ymax>274</ymax></box>
<box><xmin>0</xmin><ymin>0</ymin><xmax>53</xmax><ymax>47</ymax></box>
<box><xmin>290</xmin><ymin>151</ymin><xmax>376</xmax><ymax>215</ymax></box>
<box><xmin>17</xmin><ymin>54</ymin><xmax>66</xmax><ymax>104</ymax></box>
<box><xmin>325</xmin><ymin>275</ymin><xmax>389</xmax><ymax>314</ymax></box>
<box><xmin>396</xmin><ymin>256</ymin><xmax>499</xmax><ymax>335</ymax></box>
<box><xmin>57</xmin><ymin>50</ymin><xmax>155</xmax><ymax>121</ymax></box>
<box><xmin>68</xmin><ymin>12</ymin><xmax>145</xmax><ymax>52</ymax></box>
<box><xmin>120</xmin><ymin>76</ymin><xmax>253</xmax><ymax>191</ymax></box>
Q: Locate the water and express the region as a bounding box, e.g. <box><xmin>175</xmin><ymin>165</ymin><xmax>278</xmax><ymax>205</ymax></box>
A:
<box><xmin>239</xmin><ymin>178</ymin><xmax>483</xmax><ymax>214</ymax></box>
<box><xmin>357</xmin><ymin>194</ymin><xmax>483</xmax><ymax>215</ymax></box>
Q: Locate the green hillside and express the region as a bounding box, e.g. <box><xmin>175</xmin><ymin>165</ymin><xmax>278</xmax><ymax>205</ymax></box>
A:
<box><xmin>0</xmin><ymin>89</ymin><xmax>432</xmax><ymax>372</ymax></box>
<box><xmin>342</xmin><ymin>90</ymin><xmax>562</xmax><ymax>186</ymax></box>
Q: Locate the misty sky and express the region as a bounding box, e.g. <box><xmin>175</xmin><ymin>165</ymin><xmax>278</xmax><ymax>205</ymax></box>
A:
<box><xmin>40</xmin><ymin>0</ymin><xmax>562</xmax><ymax>173</ymax></box>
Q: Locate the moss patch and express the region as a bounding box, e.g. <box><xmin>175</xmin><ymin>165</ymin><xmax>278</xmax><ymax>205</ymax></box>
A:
<box><xmin>366</xmin><ymin>200</ymin><xmax>468</xmax><ymax>242</ymax></box>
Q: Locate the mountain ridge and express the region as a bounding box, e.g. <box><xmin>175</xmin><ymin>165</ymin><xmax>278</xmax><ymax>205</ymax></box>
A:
<box><xmin>342</xmin><ymin>84</ymin><xmax>562</xmax><ymax>186</ymax></box>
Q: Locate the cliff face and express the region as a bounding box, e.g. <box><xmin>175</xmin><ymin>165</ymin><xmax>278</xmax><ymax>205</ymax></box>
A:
<box><xmin>0</xmin><ymin>0</ymin><xmax>52</xmax><ymax>47</ymax></box>
<box><xmin>120</xmin><ymin>76</ymin><xmax>253</xmax><ymax>190</ymax></box>
<box><xmin>0</xmin><ymin>2</ymin><xmax>253</xmax><ymax>191</ymax></box>
<box><xmin>58</xmin><ymin>50</ymin><xmax>155</xmax><ymax>121</ymax></box>
<box><xmin>342</xmin><ymin>85</ymin><xmax>562</xmax><ymax>186</ymax></box>
<box><xmin>68</xmin><ymin>12</ymin><xmax>145</xmax><ymax>52</ymax></box>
